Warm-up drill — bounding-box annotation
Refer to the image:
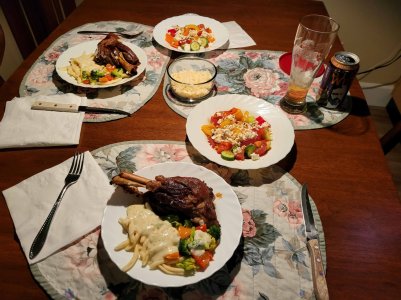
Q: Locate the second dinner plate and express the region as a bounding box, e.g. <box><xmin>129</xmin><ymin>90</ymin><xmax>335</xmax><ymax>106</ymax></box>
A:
<box><xmin>55</xmin><ymin>40</ymin><xmax>147</xmax><ymax>88</ymax></box>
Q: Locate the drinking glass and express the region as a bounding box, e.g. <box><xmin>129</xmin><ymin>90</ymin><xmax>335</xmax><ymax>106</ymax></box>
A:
<box><xmin>280</xmin><ymin>14</ymin><xmax>339</xmax><ymax>114</ymax></box>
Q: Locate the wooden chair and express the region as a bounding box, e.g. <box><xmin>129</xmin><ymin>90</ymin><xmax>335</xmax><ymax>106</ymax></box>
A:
<box><xmin>0</xmin><ymin>0</ymin><xmax>76</xmax><ymax>59</ymax></box>
<box><xmin>381</xmin><ymin>78</ymin><xmax>401</xmax><ymax>154</ymax></box>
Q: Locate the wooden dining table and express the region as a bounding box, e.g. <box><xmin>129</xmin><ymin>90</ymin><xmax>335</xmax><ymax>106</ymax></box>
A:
<box><xmin>1</xmin><ymin>0</ymin><xmax>400</xmax><ymax>299</ymax></box>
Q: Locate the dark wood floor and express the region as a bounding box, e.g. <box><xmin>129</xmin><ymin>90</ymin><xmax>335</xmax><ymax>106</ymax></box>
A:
<box><xmin>369</xmin><ymin>106</ymin><xmax>401</xmax><ymax>200</ymax></box>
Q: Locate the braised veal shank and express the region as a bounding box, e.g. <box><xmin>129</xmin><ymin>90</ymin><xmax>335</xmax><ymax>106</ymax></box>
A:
<box><xmin>111</xmin><ymin>172</ymin><xmax>219</xmax><ymax>227</ymax></box>
<box><xmin>94</xmin><ymin>33</ymin><xmax>141</xmax><ymax>75</ymax></box>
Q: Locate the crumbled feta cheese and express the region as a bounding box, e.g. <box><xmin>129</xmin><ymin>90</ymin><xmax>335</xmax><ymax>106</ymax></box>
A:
<box><xmin>251</xmin><ymin>152</ymin><xmax>260</xmax><ymax>161</ymax></box>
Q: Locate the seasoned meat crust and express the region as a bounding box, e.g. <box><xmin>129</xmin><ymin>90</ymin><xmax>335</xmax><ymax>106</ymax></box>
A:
<box><xmin>144</xmin><ymin>175</ymin><xmax>219</xmax><ymax>227</ymax></box>
<box><xmin>94</xmin><ymin>33</ymin><xmax>140</xmax><ymax>75</ymax></box>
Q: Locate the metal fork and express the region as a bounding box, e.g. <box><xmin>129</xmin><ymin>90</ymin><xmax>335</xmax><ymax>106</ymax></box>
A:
<box><xmin>29</xmin><ymin>152</ymin><xmax>85</xmax><ymax>259</ymax></box>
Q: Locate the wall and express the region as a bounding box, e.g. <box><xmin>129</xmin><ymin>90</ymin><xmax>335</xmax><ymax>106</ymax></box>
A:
<box><xmin>322</xmin><ymin>0</ymin><xmax>401</xmax><ymax>106</ymax></box>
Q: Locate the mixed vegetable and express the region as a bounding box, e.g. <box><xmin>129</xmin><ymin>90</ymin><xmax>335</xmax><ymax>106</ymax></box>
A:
<box><xmin>201</xmin><ymin>107</ymin><xmax>273</xmax><ymax>161</ymax></box>
<box><xmin>163</xmin><ymin>215</ymin><xmax>221</xmax><ymax>274</ymax></box>
<box><xmin>165</xmin><ymin>24</ymin><xmax>215</xmax><ymax>51</ymax></box>
<box><xmin>81</xmin><ymin>63</ymin><xmax>128</xmax><ymax>85</ymax></box>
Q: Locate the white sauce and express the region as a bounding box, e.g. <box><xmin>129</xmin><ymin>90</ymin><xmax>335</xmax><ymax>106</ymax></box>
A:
<box><xmin>125</xmin><ymin>205</ymin><xmax>180</xmax><ymax>266</ymax></box>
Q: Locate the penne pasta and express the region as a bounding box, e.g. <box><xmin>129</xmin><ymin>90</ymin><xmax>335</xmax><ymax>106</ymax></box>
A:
<box><xmin>115</xmin><ymin>204</ymin><xmax>180</xmax><ymax>273</ymax></box>
<box><xmin>114</xmin><ymin>239</ymin><xmax>129</xmax><ymax>251</ymax></box>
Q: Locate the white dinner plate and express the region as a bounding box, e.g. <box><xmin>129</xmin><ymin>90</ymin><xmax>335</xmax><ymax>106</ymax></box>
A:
<box><xmin>153</xmin><ymin>14</ymin><xmax>229</xmax><ymax>53</ymax></box>
<box><xmin>186</xmin><ymin>94</ymin><xmax>295</xmax><ymax>169</ymax></box>
<box><xmin>101</xmin><ymin>162</ymin><xmax>243</xmax><ymax>287</ymax></box>
<box><xmin>55</xmin><ymin>40</ymin><xmax>147</xmax><ymax>88</ymax></box>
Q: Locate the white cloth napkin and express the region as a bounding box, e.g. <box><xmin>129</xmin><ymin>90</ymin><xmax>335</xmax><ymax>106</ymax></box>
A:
<box><xmin>3</xmin><ymin>151</ymin><xmax>115</xmax><ymax>264</ymax></box>
<box><xmin>0</xmin><ymin>93</ymin><xmax>85</xmax><ymax>149</ymax></box>
<box><xmin>223</xmin><ymin>21</ymin><xmax>256</xmax><ymax>49</ymax></box>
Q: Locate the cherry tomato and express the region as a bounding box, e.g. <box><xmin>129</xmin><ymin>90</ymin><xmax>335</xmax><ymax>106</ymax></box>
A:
<box><xmin>215</xmin><ymin>142</ymin><xmax>232</xmax><ymax>154</ymax></box>
<box><xmin>196</xmin><ymin>224</ymin><xmax>207</xmax><ymax>232</ymax></box>
<box><xmin>208</xmin><ymin>137</ymin><xmax>216</xmax><ymax>148</ymax></box>
<box><xmin>99</xmin><ymin>74</ymin><xmax>113</xmax><ymax>82</ymax></box>
<box><xmin>106</xmin><ymin>64</ymin><xmax>115</xmax><ymax>72</ymax></box>
<box><xmin>193</xmin><ymin>251</ymin><xmax>213</xmax><ymax>270</ymax></box>
<box><xmin>178</xmin><ymin>39</ymin><xmax>187</xmax><ymax>46</ymax></box>
<box><xmin>255</xmin><ymin>127</ymin><xmax>266</xmax><ymax>139</ymax></box>
<box><xmin>82</xmin><ymin>79</ymin><xmax>90</xmax><ymax>84</ymax></box>
<box><xmin>235</xmin><ymin>150</ymin><xmax>245</xmax><ymax>161</ymax></box>
<box><xmin>254</xmin><ymin>141</ymin><xmax>268</xmax><ymax>156</ymax></box>
<box><xmin>210</xmin><ymin>114</ymin><xmax>223</xmax><ymax>126</ymax></box>
<box><xmin>241</xmin><ymin>136</ymin><xmax>259</xmax><ymax>146</ymax></box>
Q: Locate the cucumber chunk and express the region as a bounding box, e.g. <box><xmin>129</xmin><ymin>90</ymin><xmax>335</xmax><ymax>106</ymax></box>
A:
<box><xmin>245</xmin><ymin>144</ymin><xmax>256</xmax><ymax>158</ymax></box>
<box><xmin>221</xmin><ymin>150</ymin><xmax>235</xmax><ymax>161</ymax></box>
<box><xmin>190</xmin><ymin>41</ymin><xmax>201</xmax><ymax>51</ymax></box>
<box><xmin>198</xmin><ymin>37</ymin><xmax>208</xmax><ymax>48</ymax></box>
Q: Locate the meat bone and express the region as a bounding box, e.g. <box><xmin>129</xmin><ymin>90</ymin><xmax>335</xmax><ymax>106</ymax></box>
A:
<box><xmin>111</xmin><ymin>172</ymin><xmax>150</xmax><ymax>193</ymax></box>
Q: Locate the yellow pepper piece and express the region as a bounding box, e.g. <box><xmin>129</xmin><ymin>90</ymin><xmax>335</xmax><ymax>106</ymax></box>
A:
<box><xmin>242</xmin><ymin>111</ymin><xmax>249</xmax><ymax>122</ymax></box>
<box><xmin>234</xmin><ymin>109</ymin><xmax>243</xmax><ymax>121</ymax></box>
<box><xmin>185</xmin><ymin>24</ymin><xmax>198</xmax><ymax>31</ymax></box>
<box><xmin>219</xmin><ymin>119</ymin><xmax>232</xmax><ymax>127</ymax></box>
<box><xmin>201</xmin><ymin>124</ymin><xmax>214</xmax><ymax>137</ymax></box>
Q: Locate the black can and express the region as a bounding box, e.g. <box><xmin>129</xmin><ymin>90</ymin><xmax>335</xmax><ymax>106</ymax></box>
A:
<box><xmin>317</xmin><ymin>51</ymin><xmax>360</xmax><ymax>109</ymax></box>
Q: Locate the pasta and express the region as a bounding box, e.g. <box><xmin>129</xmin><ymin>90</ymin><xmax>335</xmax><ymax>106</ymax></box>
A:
<box><xmin>66</xmin><ymin>52</ymin><xmax>128</xmax><ymax>85</ymax></box>
<box><xmin>115</xmin><ymin>204</ymin><xmax>185</xmax><ymax>275</ymax></box>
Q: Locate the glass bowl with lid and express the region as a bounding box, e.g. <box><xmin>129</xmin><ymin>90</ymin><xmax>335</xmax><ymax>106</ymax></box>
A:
<box><xmin>166</xmin><ymin>56</ymin><xmax>217</xmax><ymax>104</ymax></box>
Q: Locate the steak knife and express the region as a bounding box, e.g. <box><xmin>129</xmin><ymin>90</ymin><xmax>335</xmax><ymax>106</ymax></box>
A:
<box><xmin>301</xmin><ymin>184</ymin><xmax>329</xmax><ymax>300</ymax></box>
<box><xmin>31</xmin><ymin>101</ymin><xmax>130</xmax><ymax>116</ymax></box>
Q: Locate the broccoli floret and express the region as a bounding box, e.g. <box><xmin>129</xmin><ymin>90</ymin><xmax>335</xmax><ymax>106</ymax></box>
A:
<box><xmin>207</xmin><ymin>224</ymin><xmax>221</xmax><ymax>240</ymax></box>
<box><xmin>208</xmin><ymin>237</ymin><xmax>217</xmax><ymax>251</ymax></box>
<box><xmin>90</xmin><ymin>69</ymin><xmax>105</xmax><ymax>80</ymax></box>
<box><xmin>183</xmin><ymin>219</ymin><xmax>193</xmax><ymax>228</ymax></box>
<box><xmin>164</xmin><ymin>215</ymin><xmax>181</xmax><ymax>228</ymax></box>
<box><xmin>178</xmin><ymin>238</ymin><xmax>191</xmax><ymax>256</ymax></box>
<box><xmin>111</xmin><ymin>68</ymin><xmax>125</xmax><ymax>78</ymax></box>
<box><xmin>176</xmin><ymin>257</ymin><xmax>198</xmax><ymax>273</ymax></box>
<box><xmin>81</xmin><ymin>70</ymin><xmax>89</xmax><ymax>79</ymax></box>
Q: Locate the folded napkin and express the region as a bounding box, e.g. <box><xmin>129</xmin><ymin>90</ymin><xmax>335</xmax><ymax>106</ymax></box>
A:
<box><xmin>223</xmin><ymin>21</ymin><xmax>256</xmax><ymax>49</ymax></box>
<box><xmin>0</xmin><ymin>93</ymin><xmax>85</xmax><ymax>149</ymax></box>
<box><xmin>3</xmin><ymin>151</ymin><xmax>115</xmax><ymax>264</ymax></box>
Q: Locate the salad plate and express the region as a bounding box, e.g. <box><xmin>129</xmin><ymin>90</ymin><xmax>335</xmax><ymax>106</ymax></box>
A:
<box><xmin>186</xmin><ymin>94</ymin><xmax>295</xmax><ymax>169</ymax></box>
<box><xmin>153</xmin><ymin>14</ymin><xmax>229</xmax><ymax>53</ymax></box>
<box><xmin>101</xmin><ymin>162</ymin><xmax>243</xmax><ymax>287</ymax></box>
<box><xmin>55</xmin><ymin>40</ymin><xmax>147</xmax><ymax>88</ymax></box>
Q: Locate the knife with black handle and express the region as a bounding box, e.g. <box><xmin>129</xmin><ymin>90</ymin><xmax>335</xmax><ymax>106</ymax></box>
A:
<box><xmin>31</xmin><ymin>101</ymin><xmax>130</xmax><ymax>116</ymax></box>
<box><xmin>301</xmin><ymin>184</ymin><xmax>329</xmax><ymax>300</ymax></box>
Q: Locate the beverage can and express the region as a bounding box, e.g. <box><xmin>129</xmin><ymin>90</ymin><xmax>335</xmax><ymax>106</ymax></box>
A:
<box><xmin>316</xmin><ymin>51</ymin><xmax>360</xmax><ymax>109</ymax></box>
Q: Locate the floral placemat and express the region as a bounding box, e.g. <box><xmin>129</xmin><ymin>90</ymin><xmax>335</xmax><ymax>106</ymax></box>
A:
<box><xmin>163</xmin><ymin>50</ymin><xmax>351</xmax><ymax>130</ymax></box>
<box><xmin>19</xmin><ymin>21</ymin><xmax>171</xmax><ymax>123</ymax></box>
<box><xmin>30</xmin><ymin>141</ymin><xmax>326</xmax><ymax>300</ymax></box>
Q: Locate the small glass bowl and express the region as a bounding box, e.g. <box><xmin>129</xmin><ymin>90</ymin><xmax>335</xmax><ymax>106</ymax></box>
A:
<box><xmin>167</xmin><ymin>56</ymin><xmax>217</xmax><ymax>104</ymax></box>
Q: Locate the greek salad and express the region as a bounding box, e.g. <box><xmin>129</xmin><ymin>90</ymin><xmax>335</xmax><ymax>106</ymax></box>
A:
<box><xmin>201</xmin><ymin>107</ymin><xmax>273</xmax><ymax>161</ymax></box>
<box><xmin>165</xmin><ymin>24</ymin><xmax>215</xmax><ymax>51</ymax></box>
